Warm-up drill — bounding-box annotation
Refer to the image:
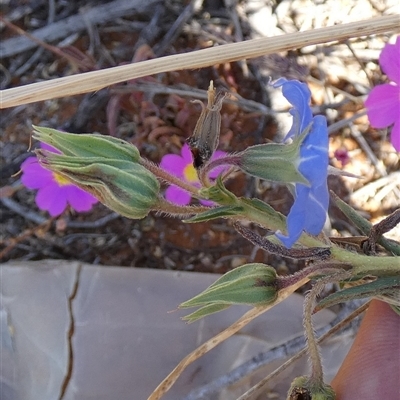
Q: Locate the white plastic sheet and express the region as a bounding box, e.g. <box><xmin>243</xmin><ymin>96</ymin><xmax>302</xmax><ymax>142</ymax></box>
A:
<box><xmin>1</xmin><ymin>261</ymin><xmax>352</xmax><ymax>400</ymax></box>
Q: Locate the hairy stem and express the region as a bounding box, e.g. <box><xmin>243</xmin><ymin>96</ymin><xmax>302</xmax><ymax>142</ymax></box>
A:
<box><xmin>153</xmin><ymin>197</ymin><xmax>211</xmax><ymax>217</ymax></box>
<box><xmin>330</xmin><ymin>246</ymin><xmax>400</xmax><ymax>277</ymax></box>
<box><xmin>140</xmin><ymin>157</ymin><xmax>200</xmax><ymax>197</ymax></box>
<box><xmin>303</xmin><ymin>270</ymin><xmax>352</xmax><ymax>385</ymax></box>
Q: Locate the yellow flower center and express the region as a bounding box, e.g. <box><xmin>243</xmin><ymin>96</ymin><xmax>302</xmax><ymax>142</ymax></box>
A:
<box><xmin>183</xmin><ymin>163</ymin><xmax>199</xmax><ymax>183</ymax></box>
<box><xmin>53</xmin><ymin>172</ymin><xmax>71</xmax><ymax>186</ymax></box>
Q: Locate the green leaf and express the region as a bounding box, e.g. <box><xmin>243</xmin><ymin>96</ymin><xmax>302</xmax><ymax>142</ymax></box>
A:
<box><xmin>330</xmin><ymin>191</ymin><xmax>400</xmax><ymax>255</ymax></box>
<box><xmin>184</xmin><ymin>205</ymin><xmax>243</xmax><ymax>223</ymax></box>
<box><xmin>199</xmin><ymin>176</ymin><xmax>239</xmax><ymax>205</ymax></box>
<box><xmin>238</xmin><ymin>198</ymin><xmax>287</xmax><ymax>232</ymax></box>
<box><xmin>241</xmin><ymin>198</ymin><xmax>285</xmax><ymax>222</ymax></box>
<box><xmin>316</xmin><ymin>275</ymin><xmax>400</xmax><ymax>311</ymax></box>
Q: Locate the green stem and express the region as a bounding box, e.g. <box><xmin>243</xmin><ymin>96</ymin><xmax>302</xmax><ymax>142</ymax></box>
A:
<box><xmin>303</xmin><ymin>283</ymin><xmax>324</xmax><ymax>384</ymax></box>
<box><xmin>303</xmin><ymin>270</ymin><xmax>352</xmax><ymax>385</ymax></box>
<box><xmin>237</xmin><ymin>197</ymin><xmax>399</xmax><ymax>277</ymax></box>
<box><xmin>330</xmin><ymin>246</ymin><xmax>400</xmax><ymax>276</ymax></box>
<box><xmin>277</xmin><ymin>262</ymin><xmax>351</xmax><ymax>291</ymax></box>
<box><xmin>153</xmin><ymin>198</ymin><xmax>211</xmax><ymax>216</ymax></box>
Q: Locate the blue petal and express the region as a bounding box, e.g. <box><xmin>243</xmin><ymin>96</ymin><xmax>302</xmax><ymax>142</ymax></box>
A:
<box><xmin>276</xmin><ymin>185</ymin><xmax>309</xmax><ymax>247</ymax></box>
<box><xmin>299</xmin><ymin>116</ymin><xmax>329</xmax><ymax>185</ymax></box>
<box><xmin>274</xmin><ymin>82</ymin><xmax>329</xmax><ymax>248</ymax></box>
<box><xmin>274</xmin><ymin>79</ymin><xmax>313</xmax><ymax>138</ymax></box>
<box><xmin>303</xmin><ymin>182</ymin><xmax>329</xmax><ymax>234</ymax></box>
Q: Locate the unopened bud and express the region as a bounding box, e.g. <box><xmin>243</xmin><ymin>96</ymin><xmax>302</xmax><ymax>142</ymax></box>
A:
<box><xmin>180</xmin><ymin>263</ymin><xmax>278</xmax><ymax>321</ymax></box>
<box><xmin>36</xmin><ymin>151</ymin><xmax>159</xmax><ymax>219</ymax></box>
<box><xmin>32</xmin><ymin>125</ymin><xmax>140</xmax><ymax>161</ymax></box>
<box><xmin>287</xmin><ymin>376</ymin><xmax>336</xmax><ymax>400</ymax></box>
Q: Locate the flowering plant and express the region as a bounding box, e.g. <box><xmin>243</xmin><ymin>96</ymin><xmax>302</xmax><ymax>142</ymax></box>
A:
<box><xmin>365</xmin><ymin>36</ymin><xmax>400</xmax><ymax>151</ymax></box>
<box><xmin>25</xmin><ymin>78</ymin><xmax>400</xmax><ymax>400</ymax></box>
<box><xmin>160</xmin><ymin>143</ymin><xmax>226</xmax><ymax>206</ymax></box>
<box><xmin>21</xmin><ymin>143</ymin><xmax>98</xmax><ymax>217</ymax></box>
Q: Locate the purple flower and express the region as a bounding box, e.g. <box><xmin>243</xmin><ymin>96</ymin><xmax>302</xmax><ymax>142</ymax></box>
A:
<box><xmin>365</xmin><ymin>36</ymin><xmax>400</xmax><ymax>152</ymax></box>
<box><xmin>273</xmin><ymin>79</ymin><xmax>329</xmax><ymax>248</ymax></box>
<box><xmin>21</xmin><ymin>143</ymin><xmax>98</xmax><ymax>217</ymax></box>
<box><xmin>160</xmin><ymin>143</ymin><xmax>226</xmax><ymax>205</ymax></box>
<box><xmin>334</xmin><ymin>148</ymin><xmax>350</xmax><ymax>166</ymax></box>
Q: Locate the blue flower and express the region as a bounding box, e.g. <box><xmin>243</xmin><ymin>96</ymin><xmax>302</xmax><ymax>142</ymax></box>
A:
<box><xmin>273</xmin><ymin>79</ymin><xmax>329</xmax><ymax>248</ymax></box>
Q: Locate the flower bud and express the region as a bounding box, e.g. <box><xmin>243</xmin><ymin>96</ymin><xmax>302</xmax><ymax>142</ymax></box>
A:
<box><xmin>287</xmin><ymin>376</ymin><xmax>336</xmax><ymax>400</ymax></box>
<box><xmin>36</xmin><ymin>151</ymin><xmax>159</xmax><ymax>219</ymax></box>
<box><xmin>32</xmin><ymin>125</ymin><xmax>140</xmax><ymax>161</ymax></box>
<box><xmin>180</xmin><ymin>263</ymin><xmax>278</xmax><ymax>322</ymax></box>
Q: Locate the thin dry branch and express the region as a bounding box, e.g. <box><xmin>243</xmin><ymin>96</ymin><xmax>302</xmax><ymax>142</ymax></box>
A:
<box><xmin>147</xmin><ymin>275</ymin><xmax>309</xmax><ymax>400</ymax></box>
<box><xmin>2</xmin><ymin>14</ymin><xmax>399</xmax><ymax>109</ymax></box>
<box><xmin>0</xmin><ymin>0</ymin><xmax>159</xmax><ymax>57</ymax></box>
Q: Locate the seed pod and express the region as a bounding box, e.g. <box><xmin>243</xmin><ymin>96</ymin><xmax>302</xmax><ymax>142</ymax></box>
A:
<box><xmin>186</xmin><ymin>81</ymin><xmax>227</xmax><ymax>169</ymax></box>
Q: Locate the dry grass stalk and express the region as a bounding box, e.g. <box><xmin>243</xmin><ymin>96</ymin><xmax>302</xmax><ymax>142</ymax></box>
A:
<box><xmin>2</xmin><ymin>14</ymin><xmax>399</xmax><ymax>109</ymax></box>
<box><xmin>147</xmin><ymin>275</ymin><xmax>309</xmax><ymax>400</ymax></box>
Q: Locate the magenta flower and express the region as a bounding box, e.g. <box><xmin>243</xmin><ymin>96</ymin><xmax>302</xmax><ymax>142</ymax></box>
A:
<box><xmin>160</xmin><ymin>143</ymin><xmax>226</xmax><ymax>205</ymax></box>
<box><xmin>21</xmin><ymin>143</ymin><xmax>98</xmax><ymax>217</ymax></box>
<box><xmin>365</xmin><ymin>36</ymin><xmax>400</xmax><ymax>152</ymax></box>
<box><xmin>334</xmin><ymin>148</ymin><xmax>350</xmax><ymax>167</ymax></box>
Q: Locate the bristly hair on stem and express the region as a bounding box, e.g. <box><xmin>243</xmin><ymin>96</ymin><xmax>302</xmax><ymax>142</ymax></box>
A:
<box><xmin>153</xmin><ymin>197</ymin><xmax>212</xmax><ymax>218</ymax></box>
<box><xmin>233</xmin><ymin>222</ymin><xmax>331</xmax><ymax>260</ymax></box>
<box><xmin>302</xmin><ymin>270</ymin><xmax>352</xmax><ymax>385</ymax></box>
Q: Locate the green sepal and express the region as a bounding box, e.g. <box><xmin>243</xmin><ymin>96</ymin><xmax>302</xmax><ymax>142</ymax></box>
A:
<box><xmin>239</xmin><ymin>129</ymin><xmax>311</xmax><ymax>185</ymax></box>
<box><xmin>315</xmin><ymin>275</ymin><xmax>400</xmax><ymax>311</ymax></box>
<box><xmin>32</xmin><ymin>125</ymin><xmax>140</xmax><ymax>161</ymax></box>
<box><xmin>182</xmin><ymin>304</ymin><xmax>231</xmax><ymax>323</ymax></box>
